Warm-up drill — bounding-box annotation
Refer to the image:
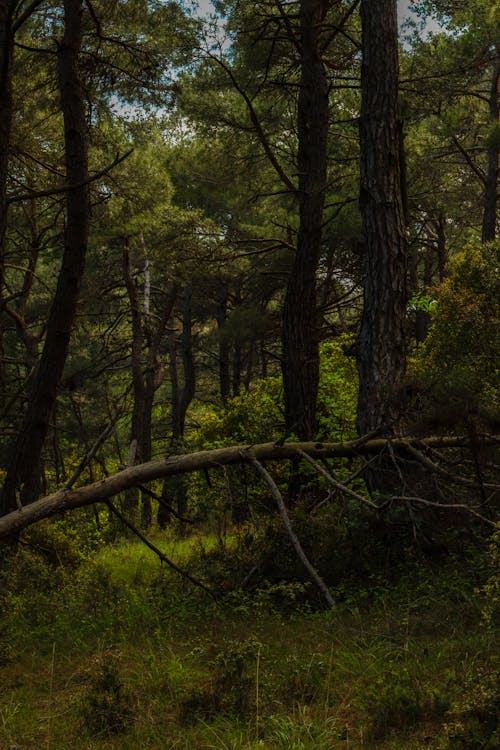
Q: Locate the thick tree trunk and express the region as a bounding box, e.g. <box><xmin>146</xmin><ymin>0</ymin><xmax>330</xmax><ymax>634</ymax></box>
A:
<box><xmin>0</xmin><ymin>1</ymin><xmax>14</xmax><ymax>393</ymax></box>
<box><xmin>281</xmin><ymin>0</ymin><xmax>328</xmax><ymax>441</ymax></box>
<box><xmin>482</xmin><ymin>51</ymin><xmax>499</xmax><ymax>243</ymax></box>
<box><xmin>356</xmin><ymin>0</ymin><xmax>408</xmax><ymax>437</ymax></box>
<box><xmin>1</xmin><ymin>0</ymin><xmax>88</xmax><ymax>515</ymax></box>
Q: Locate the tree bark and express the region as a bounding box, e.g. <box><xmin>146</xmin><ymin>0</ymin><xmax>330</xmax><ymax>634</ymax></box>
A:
<box><xmin>0</xmin><ymin>434</ymin><xmax>488</xmax><ymax>541</ymax></box>
<box><xmin>216</xmin><ymin>281</ymin><xmax>230</xmax><ymax>406</ymax></box>
<box><xmin>282</xmin><ymin>0</ymin><xmax>328</xmax><ymax>441</ymax></box>
<box><xmin>1</xmin><ymin>0</ymin><xmax>89</xmax><ymax>515</ymax></box>
<box><xmin>356</xmin><ymin>0</ymin><xmax>408</xmax><ymax>436</ymax></box>
<box><xmin>0</xmin><ymin>1</ymin><xmax>15</xmax><ymax>392</ymax></box>
<box><xmin>482</xmin><ymin>50</ymin><xmax>499</xmax><ymax>243</ymax></box>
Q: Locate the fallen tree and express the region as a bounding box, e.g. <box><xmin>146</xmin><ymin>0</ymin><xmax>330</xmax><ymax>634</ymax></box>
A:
<box><xmin>0</xmin><ymin>434</ymin><xmax>498</xmax><ymax>541</ymax></box>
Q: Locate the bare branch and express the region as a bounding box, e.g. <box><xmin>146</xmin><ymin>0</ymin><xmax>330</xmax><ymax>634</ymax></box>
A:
<box><xmin>244</xmin><ymin>452</ymin><xmax>335</xmax><ymax>608</ymax></box>
<box><xmin>296</xmin><ymin>447</ymin><xmax>378</xmax><ymax>509</ymax></box>
<box><xmin>106</xmin><ymin>501</ymin><xmax>216</xmax><ymax>599</ymax></box>
<box><xmin>7</xmin><ymin>149</ymin><xmax>133</xmax><ymax>205</ymax></box>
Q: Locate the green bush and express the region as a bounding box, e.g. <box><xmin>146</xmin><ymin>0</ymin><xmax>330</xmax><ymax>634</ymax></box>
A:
<box><xmin>185</xmin><ymin>337</ymin><xmax>357</xmax><ymax>524</ymax></box>
<box><xmin>438</xmin><ymin>662</ymin><xmax>499</xmax><ymax>749</ymax></box>
<box><xmin>80</xmin><ymin>651</ymin><xmax>134</xmax><ymax>737</ymax></box>
<box><xmin>413</xmin><ymin>241</ymin><xmax>499</xmax><ymax>430</ymax></box>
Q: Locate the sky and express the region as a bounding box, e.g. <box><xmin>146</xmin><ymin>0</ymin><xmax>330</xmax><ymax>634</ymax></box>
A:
<box><xmin>189</xmin><ymin>0</ymin><xmax>443</xmax><ymax>39</ymax></box>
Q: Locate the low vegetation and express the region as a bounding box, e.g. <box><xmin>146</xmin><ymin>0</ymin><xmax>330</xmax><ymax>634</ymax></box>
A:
<box><xmin>0</xmin><ymin>517</ymin><xmax>498</xmax><ymax>749</ymax></box>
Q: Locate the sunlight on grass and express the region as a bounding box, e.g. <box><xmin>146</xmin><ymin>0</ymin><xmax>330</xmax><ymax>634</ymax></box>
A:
<box><xmin>94</xmin><ymin>531</ymin><xmax>224</xmax><ymax>584</ymax></box>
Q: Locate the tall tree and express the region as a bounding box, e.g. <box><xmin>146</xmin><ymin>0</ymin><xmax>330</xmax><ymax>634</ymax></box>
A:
<box><xmin>1</xmin><ymin>0</ymin><xmax>89</xmax><ymax>513</ymax></box>
<box><xmin>356</xmin><ymin>0</ymin><xmax>408</xmax><ymax>436</ymax></box>
<box><xmin>282</xmin><ymin>0</ymin><xmax>329</xmax><ymax>440</ymax></box>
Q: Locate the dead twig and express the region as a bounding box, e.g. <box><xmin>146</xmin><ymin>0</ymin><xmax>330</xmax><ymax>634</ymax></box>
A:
<box><xmin>106</xmin><ymin>501</ymin><xmax>216</xmax><ymax>600</ymax></box>
<box><xmin>244</xmin><ymin>451</ymin><xmax>336</xmax><ymax>609</ymax></box>
<box><xmin>296</xmin><ymin>448</ymin><xmax>378</xmax><ymax>509</ymax></box>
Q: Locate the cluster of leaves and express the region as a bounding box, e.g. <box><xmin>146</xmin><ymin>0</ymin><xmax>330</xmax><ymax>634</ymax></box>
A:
<box><xmin>411</xmin><ymin>241</ymin><xmax>500</xmax><ymax>428</ymax></box>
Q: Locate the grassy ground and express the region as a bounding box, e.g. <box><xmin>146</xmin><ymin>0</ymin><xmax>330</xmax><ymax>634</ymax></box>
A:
<box><xmin>0</xmin><ymin>529</ymin><xmax>498</xmax><ymax>749</ymax></box>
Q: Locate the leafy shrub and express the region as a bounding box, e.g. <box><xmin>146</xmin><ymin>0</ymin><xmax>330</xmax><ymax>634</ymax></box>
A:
<box><xmin>437</xmin><ymin>662</ymin><xmax>499</xmax><ymax>749</ymax></box>
<box><xmin>363</xmin><ymin>667</ymin><xmax>449</xmax><ymax>739</ymax></box>
<box><xmin>81</xmin><ymin>651</ymin><xmax>134</xmax><ymax>737</ymax></box>
<box><xmin>185</xmin><ymin>338</ymin><xmax>357</xmax><ymax>525</ymax></box>
<box><xmin>179</xmin><ymin>637</ymin><xmax>260</xmax><ymax>723</ymax></box>
<box><xmin>412</xmin><ymin>241</ymin><xmax>499</xmax><ymax>431</ymax></box>
<box><xmin>481</xmin><ymin>524</ymin><xmax>500</xmax><ymax>628</ymax></box>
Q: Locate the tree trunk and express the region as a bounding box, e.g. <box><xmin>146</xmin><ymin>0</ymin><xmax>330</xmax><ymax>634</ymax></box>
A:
<box><xmin>0</xmin><ymin>1</ymin><xmax>15</xmax><ymax>393</ymax></box>
<box><xmin>178</xmin><ymin>284</ymin><xmax>195</xmax><ymax>438</ymax></box>
<box><xmin>356</xmin><ymin>0</ymin><xmax>408</xmax><ymax>437</ymax></box>
<box><xmin>159</xmin><ymin>286</ymin><xmax>195</xmax><ymax>527</ymax></box>
<box><xmin>122</xmin><ymin>244</ymin><xmax>145</xmax><ymax>513</ymax></box>
<box><xmin>216</xmin><ymin>281</ymin><xmax>230</xmax><ymax>406</ymax></box>
<box><xmin>282</xmin><ymin>0</ymin><xmax>328</xmax><ymax>441</ymax></box>
<box><xmin>482</xmin><ymin>50</ymin><xmax>499</xmax><ymax>243</ymax></box>
<box><xmin>1</xmin><ymin>0</ymin><xmax>88</xmax><ymax>514</ymax></box>
<box><xmin>0</xmin><ymin>435</ymin><xmax>488</xmax><ymax>541</ymax></box>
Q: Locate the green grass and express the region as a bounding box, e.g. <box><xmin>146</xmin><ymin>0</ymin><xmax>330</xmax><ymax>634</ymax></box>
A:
<box><xmin>0</xmin><ymin>530</ymin><xmax>498</xmax><ymax>749</ymax></box>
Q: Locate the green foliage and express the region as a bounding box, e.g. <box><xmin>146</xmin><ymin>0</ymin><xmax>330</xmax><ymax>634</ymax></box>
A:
<box><xmin>413</xmin><ymin>241</ymin><xmax>500</xmax><ymax>424</ymax></box>
<box><xmin>363</xmin><ymin>667</ymin><xmax>449</xmax><ymax>739</ymax></box>
<box><xmin>317</xmin><ymin>337</ymin><xmax>358</xmax><ymax>441</ymax></box>
<box><xmin>179</xmin><ymin>637</ymin><xmax>260</xmax><ymax>723</ymax></box>
<box><xmin>185</xmin><ymin>339</ymin><xmax>357</xmax><ymax>524</ymax></box>
<box><xmin>481</xmin><ymin>524</ymin><xmax>500</xmax><ymax>627</ymax></box>
<box><xmin>80</xmin><ymin>651</ymin><xmax>134</xmax><ymax>737</ymax></box>
<box><xmin>437</xmin><ymin>661</ymin><xmax>500</xmax><ymax>749</ymax></box>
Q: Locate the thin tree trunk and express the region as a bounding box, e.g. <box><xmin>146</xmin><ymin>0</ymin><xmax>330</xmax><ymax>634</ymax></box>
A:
<box><xmin>122</xmin><ymin>244</ymin><xmax>144</xmax><ymax>513</ymax></box>
<box><xmin>1</xmin><ymin>0</ymin><xmax>88</xmax><ymax>514</ymax></box>
<box><xmin>356</xmin><ymin>0</ymin><xmax>408</xmax><ymax>437</ymax></box>
<box><xmin>282</xmin><ymin>0</ymin><xmax>328</xmax><ymax>441</ymax></box>
<box><xmin>216</xmin><ymin>281</ymin><xmax>230</xmax><ymax>406</ymax></box>
<box><xmin>178</xmin><ymin>284</ymin><xmax>195</xmax><ymax>438</ymax></box>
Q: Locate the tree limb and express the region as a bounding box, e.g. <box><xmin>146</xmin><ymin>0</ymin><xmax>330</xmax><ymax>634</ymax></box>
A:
<box><xmin>7</xmin><ymin>149</ymin><xmax>133</xmax><ymax>205</ymax></box>
<box><xmin>106</xmin><ymin>501</ymin><xmax>216</xmax><ymax>599</ymax></box>
<box><xmin>0</xmin><ymin>435</ymin><xmax>496</xmax><ymax>540</ymax></box>
<box><xmin>244</xmin><ymin>452</ymin><xmax>336</xmax><ymax>608</ymax></box>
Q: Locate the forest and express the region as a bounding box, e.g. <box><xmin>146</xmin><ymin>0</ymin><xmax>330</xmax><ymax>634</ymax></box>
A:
<box><xmin>0</xmin><ymin>0</ymin><xmax>498</xmax><ymax>747</ymax></box>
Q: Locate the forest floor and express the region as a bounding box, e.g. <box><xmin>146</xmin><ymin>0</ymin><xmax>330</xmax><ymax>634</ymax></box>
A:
<box><xmin>0</xmin><ymin>527</ymin><xmax>498</xmax><ymax>749</ymax></box>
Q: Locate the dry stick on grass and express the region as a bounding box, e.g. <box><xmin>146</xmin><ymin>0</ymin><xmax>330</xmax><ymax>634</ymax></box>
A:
<box><xmin>105</xmin><ymin>501</ymin><xmax>217</xmax><ymax>600</ymax></box>
<box><xmin>244</xmin><ymin>452</ymin><xmax>336</xmax><ymax>609</ymax></box>
<box><xmin>296</xmin><ymin>448</ymin><xmax>378</xmax><ymax>509</ymax></box>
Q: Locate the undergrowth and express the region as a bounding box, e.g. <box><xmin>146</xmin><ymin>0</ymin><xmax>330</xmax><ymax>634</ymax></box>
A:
<box><xmin>0</xmin><ymin>521</ymin><xmax>498</xmax><ymax>749</ymax></box>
